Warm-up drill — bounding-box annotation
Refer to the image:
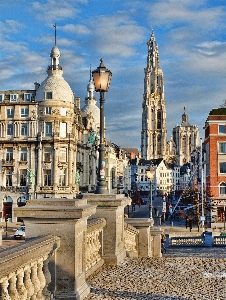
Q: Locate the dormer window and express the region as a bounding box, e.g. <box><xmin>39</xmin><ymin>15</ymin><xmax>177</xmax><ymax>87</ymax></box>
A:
<box><xmin>10</xmin><ymin>94</ymin><xmax>18</xmax><ymax>102</ymax></box>
<box><xmin>46</xmin><ymin>92</ymin><xmax>52</xmax><ymax>99</ymax></box>
<box><xmin>0</xmin><ymin>94</ymin><xmax>4</xmax><ymax>102</ymax></box>
<box><xmin>24</xmin><ymin>93</ymin><xmax>31</xmax><ymax>102</ymax></box>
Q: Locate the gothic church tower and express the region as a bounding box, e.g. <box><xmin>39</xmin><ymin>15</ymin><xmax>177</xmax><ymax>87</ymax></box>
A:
<box><xmin>141</xmin><ymin>30</ymin><xmax>167</xmax><ymax>159</ymax></box>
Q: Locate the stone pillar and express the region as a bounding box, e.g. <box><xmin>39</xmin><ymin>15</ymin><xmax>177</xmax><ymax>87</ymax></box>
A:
<box><xmin>68</xmin><ymin>148</ymin><xmax>72</xmax><ymax>186</ymax></box>
<box><xmin>53</xmin><ymin>147</ymin><xmax>58</xmax><ymax>187</ymax></box>
<box><xmin>125</xmin><ymin>218</ymin><xmax>153</xmax><ymax>257</ymax></box>
<box><xmin>84</xmin><ymin>194</ymin><xmax>131</xmax><ymax>265</ymax></box>
<box><xmin>37</xmin><ymin>146</ymin><xmax>42</xmax><ymax>186</ymax></box>
<box><xmin>150</xmin><ymin>227</ymin><xmax>163</xmax><ymax>258</ymax></box>
<box><xmin>14</xmin><ymin>198</ymin><xmax>96</xmax><ymax>300</ymax></box>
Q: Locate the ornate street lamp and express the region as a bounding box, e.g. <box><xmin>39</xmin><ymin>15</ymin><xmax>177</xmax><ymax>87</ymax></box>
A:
<box><xmin>146</xmin><ymin>166</ymin><xmax>155</xmax><ymax>219</ymax></box>
<box><xmin>92</xmin><ymin>59</ymin><xmax>112</xmax><ymax>194</ymax></box>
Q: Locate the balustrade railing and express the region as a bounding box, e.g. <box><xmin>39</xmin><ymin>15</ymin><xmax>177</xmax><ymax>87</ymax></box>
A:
<box><xmin>170</xmin><ymin>236</ymin><xmax>205</xmax><ymax>247</ymax></box>
<box><xmin>86</xmin><ymin>218</ymin><xmax>106</xmax><ymax>277</ymax></box>
<box><xmin>0</xmin><ymin>235</ymin><xmax>60</xmax><ymax>300</ymax></box>
<box><xmin>124</xmin><ymin>223</ymin><xmax>139</xmax><ymax>257</ymax></box>
<box><xmin>213</xmin><ymin>236</ymin><xmax>226</xmax><ymax>246</ymax></box>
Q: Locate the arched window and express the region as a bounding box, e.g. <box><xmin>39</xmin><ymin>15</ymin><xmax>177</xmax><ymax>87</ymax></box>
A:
<box><xmin>157</xmin><ymin>110</ymin><xmax>161</xmax><ymax>129</ymax></box>
<box><xmin>220</xmin><ymin>182</ymin><xmax>226</xmax><ymax>195</ymax></box>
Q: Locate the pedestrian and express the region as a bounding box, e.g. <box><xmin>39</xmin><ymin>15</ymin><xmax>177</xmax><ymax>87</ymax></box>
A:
<box><xmin>185</xmin><ymin>217</ymin><xmax>189</xmax><ymax>229</ymax></box>
<box><xmin>189</xmin><ymin>218</ymin><xmax>192</xmax><ymax>232</ymax></box>
<box><xmin>161</xmin><ymin>232</ymin><xmax>166</xmax><ymax>253</ymax></box>
<box><xmin>154</xmin><ymin>207</ymin><xmax>157</xmax><ymax>215</ymax></box>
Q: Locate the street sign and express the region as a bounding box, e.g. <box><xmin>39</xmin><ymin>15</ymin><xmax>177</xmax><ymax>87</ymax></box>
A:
<box><xmin>200</xmin><ymin>216</ymin><xmax>205</xmax><ymax>222</ymax></box>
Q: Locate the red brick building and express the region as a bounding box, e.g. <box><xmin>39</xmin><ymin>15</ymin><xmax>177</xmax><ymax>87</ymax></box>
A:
<box><xmin>204</xmin><ymin>107</ymin><xmax>226</xmax><ymax>228</ymax></box>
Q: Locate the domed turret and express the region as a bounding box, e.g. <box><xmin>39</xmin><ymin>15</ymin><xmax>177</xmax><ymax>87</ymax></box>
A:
<box><xmin>82</xmin><ymin>68</ymin><xmax>100</xmax><ymax>126</ymax></box>
<box><xmin>35</xmin><ymin>46</ymin><xmax>74</xmax><ymax>103</ymax></box>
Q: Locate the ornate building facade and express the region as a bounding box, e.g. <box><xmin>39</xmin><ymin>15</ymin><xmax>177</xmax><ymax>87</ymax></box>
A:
<box><xmin>0</xmin><ymin>45</ymin><xmax>129</xmax><ymax>222</ymax></box>
<box><xmin>141</xmin><ymin>30</ymin><xmax>167</xmax><ymax>160</ymax></box>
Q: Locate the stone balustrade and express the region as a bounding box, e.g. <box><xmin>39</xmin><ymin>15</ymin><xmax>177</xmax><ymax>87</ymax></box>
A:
<box><xmin>0</xmin><ymin>235</ymin><xmax>60</xmax><ymax>300</ymax></box>
<box><xmin>124</xmin><ymin>222</ymin><xmax>139</xmax><ymax>258</ymax></box>
<box><xmin>213</xmin><ymin>235</ymin><xmax>226</xmax><ymax>246</ymax></box>
<box><xmin>86</xmin><ymin>218</ymin><xmax>106</xmax><ymax>277</ymax></box>
<box><xmin>170</xmin><ymin>236</ymin><xmax>205</xmax><ymax>246</ymax></box>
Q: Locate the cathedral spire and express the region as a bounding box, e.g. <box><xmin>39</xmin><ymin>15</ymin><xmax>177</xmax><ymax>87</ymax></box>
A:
<box><xmin>141</xmin><ymin>31</ymin><xmax>167</xmax><ymax>160</ymax></box>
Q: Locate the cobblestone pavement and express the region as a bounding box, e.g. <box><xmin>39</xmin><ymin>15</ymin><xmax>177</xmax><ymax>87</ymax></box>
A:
<box><xmin>86</xmin><ymin>247</ymin><xmax>226</xmax><ymax>300</ymax></box>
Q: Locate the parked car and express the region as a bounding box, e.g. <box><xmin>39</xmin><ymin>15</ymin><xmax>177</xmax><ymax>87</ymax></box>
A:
<box><xmin>140</xmin><ymin>199</ymin><xmax>147</xmax><ymax>205</ymax></box>
<box><xmin>14</xmin><ymin>225</ymin><xmax>25</xmax><ymax>240</ymax></box>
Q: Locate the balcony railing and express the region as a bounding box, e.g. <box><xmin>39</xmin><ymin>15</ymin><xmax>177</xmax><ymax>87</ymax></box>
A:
<box><xmin>0</xmin><ymin>235</ymin><xmax>60</xmax><ymax>299</ymax></box>
<box><xmin>86</xmin><ymin>218</ymin><xmax>106</xmax><ymax>277</ymax></box>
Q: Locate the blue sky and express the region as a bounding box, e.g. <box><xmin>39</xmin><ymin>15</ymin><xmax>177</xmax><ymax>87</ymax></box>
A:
<box><xmin>1</xmin><ymin>0</ymin><xmax>226</xmax><ymax>149</ymax></box>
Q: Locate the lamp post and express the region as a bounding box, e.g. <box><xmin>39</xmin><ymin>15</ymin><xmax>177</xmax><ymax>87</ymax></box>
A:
<box><xmin>146</xmin><ymin>167</ymin><xmax>155</xmax><ymax>219</ymax></box>
<box><xmin>92</xmin><ymin>59</ymin><xmax>112</xmax><ymax>194</ymax></box>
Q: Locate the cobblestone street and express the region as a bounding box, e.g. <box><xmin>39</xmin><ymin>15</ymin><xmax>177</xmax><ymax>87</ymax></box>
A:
<box><xmin>86</xmin><ymin>247</ymin><xmax>226</xmax><ymax>300</ymax></box>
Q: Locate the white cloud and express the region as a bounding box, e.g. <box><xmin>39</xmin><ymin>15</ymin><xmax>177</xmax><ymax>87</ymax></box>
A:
<box><xmin>89</xmin><ymin>14</ymin><xmax>145</xmax><ymax>57</ymax></box>
<box><xmin>61</xmin><ymin>24</ymin><xmax>90</xmax><ymax>35</ymax></box>
<box><xmin>0</xmin><ymin>20</ymin><xmax>25</xmax><ymax>35</ymax></box>
<box><xmin>30</xmin><ymin>0</ymin><xmax>79</xmax><ymax>22</ymax></box>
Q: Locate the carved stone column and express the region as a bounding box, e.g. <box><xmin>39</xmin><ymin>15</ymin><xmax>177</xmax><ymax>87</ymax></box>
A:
<box><xmin>37</xmin><ymin>146</ymin><xmax>42</xmax><ymax>186</ymax></box>
<box><xmin>17</xmin><ymin>270</ymin><xmax>27</xmax><ymax>300</ymax></box>
<box><xmin>8</xmin><ymin>274</ymin><xmax>19</xmax><ymax>299</ymax></box>
<box><xmin>53</xmin><ymin>146</ymin><xmax>58</xmax><ymax>188</ymax></box>
<box><xmin>24</xmin><ymin>267</ymin><xmax>35</xmax><ymax>299</ymax></box>
<box><xmin>0</xmin><ymin>278</ymin><xmax>10</xmax><ymax>300</ymax></box>
<box><xmin>68</xmin><ymin>148</ymin><xmax>72</xmax><ymax>186</ymax></box>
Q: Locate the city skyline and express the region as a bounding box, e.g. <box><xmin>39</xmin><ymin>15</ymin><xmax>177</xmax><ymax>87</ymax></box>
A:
<box><xmin>1</xmin><ymin>0</ymin><xmax>226</xmax><ymax>149</ymax></box>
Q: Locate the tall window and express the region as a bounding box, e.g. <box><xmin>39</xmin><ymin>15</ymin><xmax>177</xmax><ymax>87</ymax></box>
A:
<box><xmin>6</xmin><ymin>169</ymin><xmax>12</xmax><ymax>186</ymax></box>
<box><xmin>220</xmin><ymin>182</ymin><xmax>226</xmax><ymax>195</ymax></box>
<box><xmin>44</xmin><ymin>170</ymin><xmax>51</xmax><ymax>186</ymax></box>
<box><xmin>219</xmin><ymin>125</ymin><xmax>226</xmax><ymax>134</ymax></box>
<box><xmin>20</xmin><ymin>169</ymin><xmax>27</xmax><ymax>186</ymax></box>
<box><xmin>7</xmin><ymin>108</ymin><xmax>14</xmax><ymax>118</ymax></box>
<box><xmin>6</xmin><ymin>148</ymin><xmax>13</xmax><ymax>162</ymax></box>
<box><xmin>44</xmin><ymin>147</ymin><xmax>52</xmax><ymax>162</ymax></box>
<box><xmin>24</xmin><ymin>93</ymin><xmax>31</xmax><ymax>102</ymax></box>
<box><xmin>59</xmin><ymin>148</ymin><xmax>67</xmax><ymax>162</ymax></box>
<box><xmin>157</xmin><ymin>110</ymin><xmax>161</xmax><ymax>129</ymax></box>
<box><xmin>10</xmin><ymin>94</ymin><xmax>17</xmax><ymax>102</ymax></box>
<box><xmin>45</xmin><ymin>107</ymin><xmax>52</xmax><ymax>115</ymax></box>
<box><xmin>21</xmin><ymin>108</ymin><xmax>29</xmax><ymax>117</ymax></box>
<box><xmin>45</xmin><ymin>122</ymin><xmax>52</xmax><ymax>136</ymax></box>
<box><xmin>59</xmin><ymin>169</ymin><xmax>66</xmax><ymax>186</ymax></box>
<box><xmin>60</xmin><ymin>122</ymin><xmax>67</xmax><ymax>137</ymax></box>
<box><xmin>0</xmin><ymin>94</ymin><xmax>4</xmax><ymax>102</ymax></box>
<box><xmin>21</xmin><ymin>123</ymin><xmax>28</xmax><ymax>136</ymax></box>
<box><xmin>7</xmin><ymin>124</ymin><xmax>13</xmax><ymax>136</ymax></box>
<box><xmin>219</xmin><ymin>162</ymin><xmax>226</xmax><ymax>174</ymax></box>
<box><xmin>219</xmin><ymin>142</ymin><xmax>226</xmax><ymax>154</ymax></box>
<box><xmin>20</xmin><ymin>147</ymin><xmax>27</xmax><ymax>161</ymax></box>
